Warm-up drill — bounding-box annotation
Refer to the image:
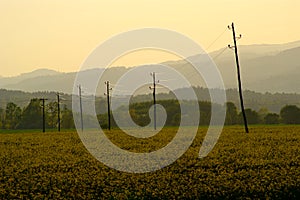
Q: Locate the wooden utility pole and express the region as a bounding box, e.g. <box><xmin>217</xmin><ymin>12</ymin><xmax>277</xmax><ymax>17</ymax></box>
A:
<box><xmin>40</xmin><ymin>98</ymin><xmax>48</xmax><ymax>133</ymax></box>
<box><xmin>78</xmin><ymin>85</ymin><xmax>83</xmax><ymax>132</ymax></box>
<box><xmin>57</xmin><ymin>93</ymin><xmax>61</xmax><ymax>132</ymax></box>
<box><xmin>105</xmin><ymin>81</ymin><xmax>112</xmax><ymax>130</ymax></box>
<box><xmin>228</xmin><ymin>22</ymin><xmax>249</xmax><ymax>133</ymax></box>
<box><xmin>149</xmin><ymin>72</ymin><xmax>157</xmax><ymax>130</ymax></box>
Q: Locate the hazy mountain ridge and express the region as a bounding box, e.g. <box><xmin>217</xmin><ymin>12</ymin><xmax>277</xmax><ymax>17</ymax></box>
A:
<box><xmin>0</xmin><ymin>40</ymin><xmax>299</xmax><ymax>94</ymax></box>
<box><xmin>209</xmin><ymin>40</ymin><xmax>300</xmax><ymax>60</ymax></box>
<box><xmin>212</xmin><ymin>43</ymin><xmax>300</xmax><ymax>92</ymax></box>
<box><xmin>0</xmin><ymin>87</ymin><xmax>300</xmax><ymax>114</ymax></box>
<box><xmin>0</xmin><ymin>69</ymin><xmax>62</xmax><ymax>87</ymax></box>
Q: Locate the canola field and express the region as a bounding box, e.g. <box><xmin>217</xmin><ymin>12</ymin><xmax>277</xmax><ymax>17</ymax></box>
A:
<box><xmin>0</xmin><ymin>126</ymin><xmax>299</xmax><ymax>199</ymax></box>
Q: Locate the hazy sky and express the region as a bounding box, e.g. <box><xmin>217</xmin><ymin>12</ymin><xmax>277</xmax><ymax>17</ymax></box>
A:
<box><xmin>0</xmin><ymin>0</ymin><xmax>299</xmax><ymax>77</ymax></box>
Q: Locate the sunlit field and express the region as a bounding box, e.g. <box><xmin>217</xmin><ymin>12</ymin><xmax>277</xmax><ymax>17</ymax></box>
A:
<box><xmin>0</xmin><ymin>126</ymin><xmax>299</xmax><ymax>199</ymax></box>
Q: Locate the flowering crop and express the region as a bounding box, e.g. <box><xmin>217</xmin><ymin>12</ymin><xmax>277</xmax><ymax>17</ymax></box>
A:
<box><xmin>0</xmin><ymin>126</ymin><xmax>299</xmax><ymax>199</ymax></box>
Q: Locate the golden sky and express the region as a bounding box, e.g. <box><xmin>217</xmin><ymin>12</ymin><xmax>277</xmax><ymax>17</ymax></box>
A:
<box><xmin>0</xmin><ymin>0</ymin><xmax>299</xmax><ymax>76</ymax></box>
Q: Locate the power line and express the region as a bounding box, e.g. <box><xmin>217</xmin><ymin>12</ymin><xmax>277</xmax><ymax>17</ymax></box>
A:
<box><xmin>148</xmin><ymin>28</ymin><xmax>228</xmax><ymax>84</ymax></box>
<box><xmin>111</xmin><ymin>88</ymin><xmax>132</xmax><ymax>93</ymax></box>
<box><xmin>206</xmin><ymin>28</ymin><xmax>228</xmax><ymax>51</ymax></box>
<box><xmin>212</xmin><ymin>46</ymin><xmax>228</xmax><ymax>60</ymax></box>
<box><xmin>159</xmin><ymin>78</ymin><xmax>177</xmax><ymax>82</ymax></box>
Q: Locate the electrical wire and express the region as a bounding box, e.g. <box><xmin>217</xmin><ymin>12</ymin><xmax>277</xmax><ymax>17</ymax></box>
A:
<box><xmin>206</xmin><ymin>28</ymin><xmax>228</xmax><ymax>51</ymax></box>
<box><xmin>212</xmin><ymin>46</ymin><xmax>228</xmax><ymax>60</ymax></box>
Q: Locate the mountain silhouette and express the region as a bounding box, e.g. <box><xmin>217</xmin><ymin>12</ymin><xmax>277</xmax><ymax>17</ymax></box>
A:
<box><xmin>0</xmin><ymin>40</ymin><xmax>299</xmax><ymax>94</ymax></box>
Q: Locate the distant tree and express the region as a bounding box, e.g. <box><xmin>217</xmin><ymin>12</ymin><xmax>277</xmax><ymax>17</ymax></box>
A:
<box><xmin>46</xmin><ymin>102</ymin><xmax>58</xmax><ymax>129</ymax></box>
<box><xmin>0</xmin><ymin>108</ymin><xmax>4</xmax><ymax>128</ymax></box>
<box><xmin>258</xmin><ymin>107</ymin><xmax>269</xmax><ymax>122</ymax></box>
<box><xmin>239</xmin><ymin>108</ymin><xmax>260</xmax><ymax>124</ymax></box>
<box><xmin>61</xmin><ymin>105</ymin><xmax>74</xmax><ymax>129</ymax></box>
<box><xmin>264</xmin><ymin>113</ymin><xmax>280</xmax><ymax>124</ymax></box>
<box><xmin>98</xmin><ymin>113</ymin><xmax>109</xmax><ymax>129</ymax></box>
<box><xmin>18</xmin><ymin>99</ymin><xmax>42</xmax><ymax>129</ymax></box>
<box><xmin>161</xmin><ymin>100</ymin><xmax>181</xmax><ymax>126</ymax></box>
<box><xmin>129</xmin><ymin>101</ymin><xmax>152</xmax><ymax>127</ymax></box>
<box><xmin>225</xmin><ymin>102</ymin><xmax>238</xmax><ymax>125</ymax></box>
<box><xmin>171</xmin><ymin>113</ymin><xmax>180</xmax><ymax>126</ymax></box>
<box><xmin>4</xmin><ymin>102</ymin><xmax>22</xmax><ymax>129</ymax></box>
<box><xmin>199</xmin><ymin>101</ymin><xmax>211</xmax><ymax>126</ymax></box>
<box><xmin>127</xmin><ymin>100</ymin><xmax>211</xmax><ymax>127</ymax></box>
<box><xmin>280</xmin><ymin>105</ymin><xmax>300</xmax><ymax>124</ymax></box>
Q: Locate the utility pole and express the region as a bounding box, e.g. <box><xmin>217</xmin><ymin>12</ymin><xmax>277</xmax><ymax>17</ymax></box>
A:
<box><xmin>78</xmin><ymin>85</ymin><xmax>83</xmax><ymax>132</ymax></box>
<box><xmin>104</xmin><ymin>81</ymin><xmax>112</xmax><ymax>130</ymax></box>
<box><xmin>149</xmin><ymin>72</ymin><xmax>158</xmax><ymax>130</ymax></box>
<box><xmin>228</xmin><ymin>22</ymin><xmax>249</xmax><ymax>133</ymax></box>
<box><xmin>40</xmin><ymin>98</ymin><xmax>48</xmax><ymax>133</ymax></box>
<box><xmin>57</xmin><ymin>93</ymin><xmax>61</xmax><ymax>132</ymax></box>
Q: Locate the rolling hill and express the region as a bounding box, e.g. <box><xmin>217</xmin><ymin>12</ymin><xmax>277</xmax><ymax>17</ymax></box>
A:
<box><xmin>0</xmin><ymin>40</ymin><xmax>299</xmax><ymax>94</ymax></box>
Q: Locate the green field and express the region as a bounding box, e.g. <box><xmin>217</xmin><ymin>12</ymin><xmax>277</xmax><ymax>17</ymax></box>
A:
<box><xmin>0</xmin><ymin>126</ymin><xmax>299</xmax><ymax>199</ymax></box>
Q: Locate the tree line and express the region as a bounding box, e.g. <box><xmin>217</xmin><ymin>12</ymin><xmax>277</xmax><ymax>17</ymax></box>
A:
<box><xmin>0</xmin><ymin>98</ymin><xmax>299</xmax><ymax>130</ymax></box>
<box><xmin>98</xmin><ymin>100</ymin><xmax>300</xmax><ymax>129</ymax></box>
<box><xmin>0</xmin><ymin>99</ymin><xmax>74</xmax><ymax>130</ymax></box>
<box><xmin>1</xmin><ymin>87</ymin><xmax>300</xmax><ymax>114</ymax></box>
